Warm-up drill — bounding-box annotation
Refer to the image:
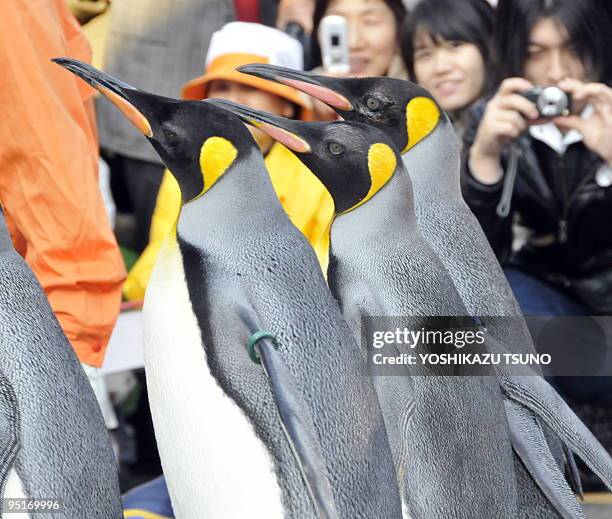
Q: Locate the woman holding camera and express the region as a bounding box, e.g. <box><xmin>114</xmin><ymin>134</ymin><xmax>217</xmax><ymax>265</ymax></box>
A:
<box><xmin>462</xmin><ymin>0</ymin><xmax>612</xmax><ymax>317</ymax></box>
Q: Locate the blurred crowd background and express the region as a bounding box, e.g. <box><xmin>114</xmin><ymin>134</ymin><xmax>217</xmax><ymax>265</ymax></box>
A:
<box><xmin>1</xmin><ymin>0</ymin><xmax>611</xmax><ymax>514</ymax></box>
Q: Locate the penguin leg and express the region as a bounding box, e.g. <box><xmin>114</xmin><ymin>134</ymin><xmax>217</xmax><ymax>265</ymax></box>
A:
<box><xmin>500</xmin><ymin>373</ymin><xmax>612</xmax><ymax>492</ymax></box>
<box><xmin>239</xmin><ymin>307</ymin><xmax>340</xmax><ymax>519</ymax></box>
<box><xmin>505</xmin><ymin>399</ymin><xmax>585</xmax><ymax>519</ymax></box>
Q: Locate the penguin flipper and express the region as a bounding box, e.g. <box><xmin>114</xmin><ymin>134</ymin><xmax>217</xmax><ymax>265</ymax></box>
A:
<box><xmin>256</xmin><ymin>340</ymin><xmax>341</xmax><ymax>519</ymax></box>
<box><xmin>0</xmin><ymin>372</ymin><xmax>20</xmax><ymax>488</ymax></box>
<box><xmin>395</xmin><ymin>397</ymin><xmax>417</xmax><ymax>485</ymax></box>
<box><xmin>505</xmin><ymin>399</ymin><xmax>585</xmax><ymax>519</ymax></box>
<box><xmin>564</xmin><ymin>443</ymin><xmax>584</xmax><ymax>498</ymax></box>
<box><xmin>500</xmin><ymin>373</ymin><xmax>612</xmax><ymax>492</ymax></box>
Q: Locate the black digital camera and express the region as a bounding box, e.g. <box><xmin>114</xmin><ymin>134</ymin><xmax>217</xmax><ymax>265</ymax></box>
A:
<box><xmin>520</xmin><ymin>86</ymin><xmax>573</xmax><ymax>118</ymax></box>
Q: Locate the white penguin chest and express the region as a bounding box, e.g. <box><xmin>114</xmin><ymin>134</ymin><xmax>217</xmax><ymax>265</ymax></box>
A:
<box><xmin>3</xmin><ymin>468</ymin><xmax>31</xmax><ymax>519</ymax></box>
<box><xmin>143</xmin><ymin>237</ymin><xmax>284</xmax><ymax>519</ymax></box>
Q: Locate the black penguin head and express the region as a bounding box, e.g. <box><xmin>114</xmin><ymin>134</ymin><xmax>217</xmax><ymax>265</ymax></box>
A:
<box><xmin>238</xmin><ymin>64</ymin><xmax>443</xmax><ymax>155</ymax></box>
<box><xmin>53</xmin><ymin>58</ymin><xmax>256</xmax><ymax>204</ymax></box>
<box><xmin>209</xmin><ymin>99</ymin><xmax>400</xmax><ymax>215</ymax></box>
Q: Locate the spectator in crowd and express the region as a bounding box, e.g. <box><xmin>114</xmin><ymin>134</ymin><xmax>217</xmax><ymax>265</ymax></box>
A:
<box><xmin>401</xmin><ymin>0</ymin><xmax>495</xmax><ymax>135</ymax></box>
<box><xmin>462</xmin><ymin>0</ymin><xmax>612</xmax><ymax>315</ymax></box>
<box><xmin>122</xmin><ymin>22</ymin><xmax>333</xmax><ymax>302</ymax></box>
<box><xmin>277</xmin><ymin>0</ymin><xmax>316</xmax><ymax>33</ymax></box>
<box><xmin>97</xmin><ymin>0</ymin><xmax>234</xmax><ymax>254</ymax></box>
<box><xmin>0</xmin><ymin>0</ymin><xmax>126</xmax><ymax>427</ymax></box>
<box><xmin>312</xmin><ymin>0</ymin><xmax>407</xmax><ymax>78</ymax></box>
<box><xmin>0</xmin><ymin>0</ymin><xmax>125</xmax><ymax>369</ymax></box>
<box><xmin>461</xmin><ymin>0</ymin><xmax>612</xmax><ymax>404</ymax></box>
<box><xmin>307</xmin><ymin>0</ymin><xmax>407</xmax><ymax>120</ymax></box>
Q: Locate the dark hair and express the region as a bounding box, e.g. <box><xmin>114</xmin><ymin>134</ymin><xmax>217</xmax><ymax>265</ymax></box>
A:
<box><xmin>494</xmin><ymin>0</ymin><xmax>612</xmax><ymax>84</ymax></box>
<box><xmin>311</xmin><ymin>0</ymin><xmax>406</xmax><ymax>70</ymax></box>
<box><xmin>400</xmin><ymin>0</ymin><xmax>495</xmax><ymax>81</ymax></box>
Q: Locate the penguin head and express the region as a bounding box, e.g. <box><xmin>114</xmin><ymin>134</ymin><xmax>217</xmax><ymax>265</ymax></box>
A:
<box><xmin>53</xmin><ymin>58</ymin><xmax>256</xmax><ymax>204</ymax></box>
<box><xmin>210</xmin><ymin>99</ymin><xmax>399</xmax><ymax>215</ymax></box>
<box><xmin>238</xmin><ymin>64</ymin><xmax>444</xmax><ymax>155</ymax></box>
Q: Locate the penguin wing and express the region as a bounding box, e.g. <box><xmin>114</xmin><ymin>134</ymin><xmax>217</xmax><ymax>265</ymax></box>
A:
<box><xmin>0</xmin><ymin>372</ymin><xmax>20</xmax><ymax>488</ymax></box>
<box><xmin>238</xmin><ymin>308</ymin><xmax>340</xmax><ymax>519</ymax></box>
<box><xmin>500</xmin><ymin>373</ymin><xmax>612</xmax><ymax>492</ymax></box>
<box><xmin>396</xmin><ymin>397</ymin><xmax>417</xmax><ymax>486</ymax></box>
<box><xmin>505</xmin><ymin>399</ymin><xmax>585</xmax><ymax>519</ymax></box>
<box><xmin>358</xmin><ymin>306</ymin><xmax>418</xmax><ymax>497</ymax></box>
<box><xmin>563</xmin><ymin>443</ymin><xmax>584</xmax><ymax>498</ymax></box>
<box><xmin>256</xmin><ymin>340</ymin><xmax>340</xmax><ymax>519</ymax></box>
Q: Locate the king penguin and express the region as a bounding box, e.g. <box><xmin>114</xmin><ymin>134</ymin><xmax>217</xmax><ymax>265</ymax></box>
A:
<box><xmin>0</xmin><ymin>205</ymin><xmax>122</xmax><ymax>518</ymax></box>
<box><xmin>236</xmin><ymin>65</ymin><xmax>612</xmax><ymax>518</ymax></box>
<box><xmin>53</xmin><ymin>58</ymin><xmax>403</xmax><ymax>519</ymax></box>
<box><xmin>214</xmin><ymin>99</ymin><xmax>526</xmax><ymax>519</ymax></box>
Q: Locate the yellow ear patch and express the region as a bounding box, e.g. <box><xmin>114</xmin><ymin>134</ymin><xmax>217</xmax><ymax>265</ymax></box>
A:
<box><xmin>345</xmin><ymin>142</ymin><xmax>396</xmax><ymax>213</ymax></box>
<box><xmin>403</xmin><ymin>97</ymin><xmax>440</xmax><ymax>153</ymax></box>
<box><xmin>199</xmin><ymin>136</ymin><xmax>238</xmax><ymax>195</ymax></box>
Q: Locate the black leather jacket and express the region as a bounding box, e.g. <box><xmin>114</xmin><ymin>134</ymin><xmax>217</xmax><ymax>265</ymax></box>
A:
<box><xmin>460</xmin><ymin>108</ymin><xmax>612</xmax><ymax>314</ymax></box>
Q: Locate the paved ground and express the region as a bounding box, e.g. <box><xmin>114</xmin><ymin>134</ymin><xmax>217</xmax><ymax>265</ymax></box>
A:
<box><xmin>584</xmin><ymin>502</ymin><xmax>612</xmax><ymax>519</ymax></box>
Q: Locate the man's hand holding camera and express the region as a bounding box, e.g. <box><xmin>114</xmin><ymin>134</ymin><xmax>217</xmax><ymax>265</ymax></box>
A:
<box><xmin>469</xmin><ymin>78</ymin><xmax>540</xmax><ymax>185</ymax></box>
<box><xmin>554</xmin><ymin>78</ymin><xmax>612</xmax><ymax>165</ymax></box>
<box><xmin>470</xmin><ymin>77</ymin><xmax>612</xmax><ymax>185</ymax></box>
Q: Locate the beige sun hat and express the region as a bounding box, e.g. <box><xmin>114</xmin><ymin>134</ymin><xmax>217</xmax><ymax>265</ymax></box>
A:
<box><xmin>181</xmin><ymin>22</ymin><xmax>312</xmax><ymax>118</ymax></box>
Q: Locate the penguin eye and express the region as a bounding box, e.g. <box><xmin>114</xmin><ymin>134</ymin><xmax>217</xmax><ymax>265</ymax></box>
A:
<box><xmin>163</xmin><ymin>128</ymin><xmax>180</xmax><ymax>147</ymax></box>
<box><xmin>327</xmin><ymin>142</ymin><xmax>345</xmax><ymax>155</ymax></box>
<box><xmin>365</xmin><ymin>96</ymin><xmax>381</xmax><ymax>110</ymax></box>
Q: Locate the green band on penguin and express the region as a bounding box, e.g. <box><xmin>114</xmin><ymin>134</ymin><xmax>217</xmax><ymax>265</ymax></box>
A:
<box><xmin>246</xmin><ymin>331</ymin><xmax>278</xmax><ymax>364</ymax></box>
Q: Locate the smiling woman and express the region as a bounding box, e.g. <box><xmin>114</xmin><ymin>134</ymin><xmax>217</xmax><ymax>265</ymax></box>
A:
<box><xmin>401</xmin><ymin>0</ymin><xmax>494</xmax><ymax>132</ymax></box>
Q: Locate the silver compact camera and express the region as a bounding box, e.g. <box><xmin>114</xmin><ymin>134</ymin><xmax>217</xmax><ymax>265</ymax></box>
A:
<box><xmin>521</xmin><ymin>86</ymin><xmax>572</xmax><ymax>118</ymax></box>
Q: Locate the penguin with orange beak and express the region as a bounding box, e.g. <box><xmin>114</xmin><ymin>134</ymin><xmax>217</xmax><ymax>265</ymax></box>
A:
<box><xmin>211</xmin><ymin>98</ymin><xmax>524</xmax><ymax>519</ymax></box>
<box><xmin>53</xmin><ymin>58</ymin><xmax>403</xmax><ymax>519</ymax></box>
<box><xmin>234</xmin><ymin>65</ymin><xmax>612</xmax><ymax>518</ymax></box>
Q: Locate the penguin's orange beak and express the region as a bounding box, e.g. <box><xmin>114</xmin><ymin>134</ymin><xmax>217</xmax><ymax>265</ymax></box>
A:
<box><xmin>237</xmin><ymin>64</ymin><xmax>354</xmax><ymax>112</ymax></box>
<box><xmin>207</xmin><ymin>99</ymin><xmax>313</xmax><ymax>154</ymax></box>
<box><xmin>52</xmin><ymin>57</ymin><xmax>153</xmax><ymax>138</ymax></box>
<box><xmin>238</xmin><ymin>63</ymin><xmax>443</xmax><ymax>154</ymax></box>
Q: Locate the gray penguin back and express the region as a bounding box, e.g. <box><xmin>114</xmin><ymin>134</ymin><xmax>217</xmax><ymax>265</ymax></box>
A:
<box><xmin>329</xmin><ymin>165</ymin><xmax>468</xmax><ymax>318</ymax></box>
<box><xmin>323</xmin><ymin>161</ymin><xmax>519</xmax><ymax>518</ymax></box>
<box><xmin>402</xmin><ymin>119</ymin><xmax>522</xmax><ymax>313</ymax></box>
<box><xmin>401</xmin><ymin>115</ymin><xmax>533</xmax><ymax>357</ymax></box>
<box><xmin>0</xmin><ymin>241</ymin><xmax>121</xmax><ymax>518</ymax></box>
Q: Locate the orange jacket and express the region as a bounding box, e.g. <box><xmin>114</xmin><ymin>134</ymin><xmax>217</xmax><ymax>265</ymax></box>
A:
<box><xmin>0</xmin><ymin>0</ymin><xmax>126</xmax><ymax>367</ymax></box>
